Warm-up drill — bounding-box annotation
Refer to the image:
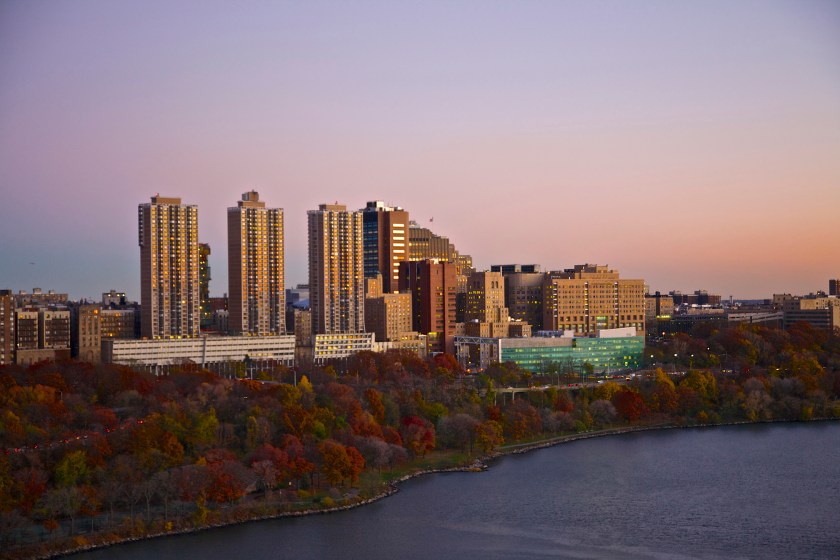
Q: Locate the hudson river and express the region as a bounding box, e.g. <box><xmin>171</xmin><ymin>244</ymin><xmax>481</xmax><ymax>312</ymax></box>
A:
<box><xmin>69</xmin><ymin>423</ymin><xmax>840</xmax><ymax>560</ymax></box>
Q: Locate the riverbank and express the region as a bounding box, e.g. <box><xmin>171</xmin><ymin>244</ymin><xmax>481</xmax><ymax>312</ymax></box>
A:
<box><xmin>30</xmin><ymin>416</ymin><xmax>835</xmax><ymax>560</ymax></box>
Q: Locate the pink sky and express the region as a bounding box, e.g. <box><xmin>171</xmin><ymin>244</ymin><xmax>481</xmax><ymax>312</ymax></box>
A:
<box><xmin>1</xmin><ymin>1</ymin><xmax>838</xmax><ymax>300</ymax></box>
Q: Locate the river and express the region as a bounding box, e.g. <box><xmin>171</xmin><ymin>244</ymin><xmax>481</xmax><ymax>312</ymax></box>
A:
<box><xmin>68</xmin><ymin>422</ymin><xmax>840</xmax><ymax>560</ymax></box>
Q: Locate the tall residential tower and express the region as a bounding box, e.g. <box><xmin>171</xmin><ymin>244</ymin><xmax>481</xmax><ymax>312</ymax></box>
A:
<box><xmin>308</xmin><ymin>203</ymin><xmax>365</xmax><ymax>335</ymax></box>
<box><xmin>138</xmin><ymin>196</ymin><xmax>200</xmax><ymax>339</ymax></box>
<box><xmin>228</xmin><ymin>191</ymin><xmax>285</xmax><ymax>335</ymax></box>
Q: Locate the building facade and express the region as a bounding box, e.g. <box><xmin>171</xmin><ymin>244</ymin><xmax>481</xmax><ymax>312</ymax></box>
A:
<box><xmin>13</xmin><ymin>308</ymin><xmax>71</xmax><ymax>365</ymax></box>
<box><xmin>103</xmin><ymin>334</ymin><xmax>296</xmax><ymax>372</ymax></box>
<box><xmin>362</xmin><ymin>201</ymin><xmax>409</xmax><ymax>294</ymax></box>
<box><xmin>398</xmin><ymin>260</ymin><xmax>458</xmax><ymax>354</ymax></box>
<box><xmin>542</xmin><ymin>264</ymin><xmax>645</xmax><ymax>337</ymax></box>
<box><xmin>497</xmin><ymin>270</ymin><xmax>544</xmax><ymax>331</ymax></box>
<box><xmin>455</xmin><ymin>329</ymin><xmax>643</xmax><ymax>373</ymax></box>
<box><xmin>228</xmin><ymin>191</ymin><xmax>285</xmax><ymax>335</ymax></box>
<box><xmin>782</xmin><ymin>296</ymin><xmax>840</xmax><ymax>333</ymax></box>
<box><xmin>365</xmin><ymin>291</ymin><xmax>413</xmax><ymax>342</ymax></box>
<box><xmin>138</xmin><ymin>195</ymin><xmax>200</xmax><ymax>339</ymax></box>
<box><xmin>0</xmin><ymin>291</ymin><xmax>14</xmax><ymax>365</ymax></box>
<box><xmin>308</xmin><ymin>203</ymin><xmax>365</xmax><ymax>335</ymax></box>
<box><xmin>199</xmin><ymin>243</ymin><xmax>212</xmax><ymax>329</ymax></box>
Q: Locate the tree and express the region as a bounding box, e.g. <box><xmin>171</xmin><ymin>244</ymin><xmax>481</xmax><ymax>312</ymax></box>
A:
<box><xmin>589</xmin><ymin>400</ymin><xmax>617</xmax><ymax>427</ymax></box>
<box><xmin>364</xmin><ymin>388</ymin><xmax>386</xmax><ymax>423</ymax></box>
<box><xmin>345</xmin><ymin>446</ymin><xmax>365</xmax><ymax>486</ymax></box>
<box><xmin>475</xmin><ymin>420</ymin><xmax>504</xmax><ymax>453</ymax></box>
<box><xmin>54</xmin><ymin>450</ymin><xmax>89</xmax><ymax>487</ymax></box>
<box><xmin>251</xmin><ymin>460</ymin><xmax>278</xmax><ymax>496</ymax></box>
<box><xmin>438</xmin><ymin>413</ymin><xmax>479</xmax><ymax>454</ymax></box>
<box><xmin>204</xmin><ymin>449</ymin><xmax>248</xmax><ymax>504</ymax></box>
<box><xmin>400</xmin><ymin>416</ymin><xmax>436</xmax><ymax>457</ymax></box>
<box><xmin>319</xmin><ymin>440</ymin><xmax>352</xmax><ymax>487</ymax></box>
<box><xmin>612</xmin><ymin>390</ymin><xmax>647</xmax><ymax>422</ymax></box>
<box><xmin>503</xmin><ymin>399</ymin><xmax>541</xmax><ymax>440</ymax></box>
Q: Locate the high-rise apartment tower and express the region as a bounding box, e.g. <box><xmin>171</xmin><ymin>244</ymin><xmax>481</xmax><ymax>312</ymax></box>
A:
<box><xmin>138</xmin><ymin>196</ymin><xmax>200</xmax><ymax>339</ymax></box>
<box><xmin>228</xmin><ymin>191</ymin><xmax>285</xmax><ymax>335</ymax></box>
<box><xmin>308</xmin><ymin>203</ymin><xmax>365</xmax><ymax>335</ymax></box>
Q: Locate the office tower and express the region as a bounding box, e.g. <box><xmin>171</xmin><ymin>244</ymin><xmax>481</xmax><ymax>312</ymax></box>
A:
<box><xmin>308</xmin><ymin>203</ymin><xmax>365</xmax><ymax>335</ymax></box>
<box><xmin>362</xmin><ymin>201</ymin><xmax>409</xmax><ymax>294</ymax></box>
<box><xmin>542</xmin><ymin>264</ymin><xmax>645</xmax><ymax>336</ymax></box>
<box><xmin>503</xmin><ymin>271</ymin><xmax>545</xmax><ymax>331</ymax></box>
<box><xmin>398</xmin><ymin>260</ymin><xmax>458</xmax><ymax>354</ymax></box>
<box><xmin>465</xmin><ymin>271</ymin><xmax>507</xmax><ymax>323</ymax></box>
<box><xmin>464</xmin><ymin>271</ymin><xmax>530</xmax><ymax>338</ymax></box>
<box><xmin>830</xmin><ymin>279</ymin><xmax>839</xmax><ymax>297</ymax></box>
<box><xmin>408</xmin><ymin>222</ymin><xmax>473</xmax><ymax>273</ymax></box>
<box><xmin>138</xmin><ymin>195</ymin><xmax>200</xmax><ymax>339</ymax></box>
<box><xmin>199</xmin><ymin>243</ymin><xmax>212</xmax><ymax>329</ymax></box>
<box><xmin>228</xmin><ymin>191</ymin><xmax>285</xmax><ymax>335</ymax></box>
<box><xmin>0</xmin><ymin>290</ymin><xmax>13</xmax><ymax>365</ymax></box>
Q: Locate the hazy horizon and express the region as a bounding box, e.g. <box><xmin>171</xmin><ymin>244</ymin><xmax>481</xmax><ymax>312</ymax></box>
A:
<box><xmin>2</xmin><ymin>1</ymin><xmax>838</xmax><ymax>301</ymax></box>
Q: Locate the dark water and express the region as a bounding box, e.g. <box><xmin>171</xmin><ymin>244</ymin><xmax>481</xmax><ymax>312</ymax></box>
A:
<box><xmin>69</xmin><ymin>423</ymin><xmax>840</xmax><ymax>560</ymax></box>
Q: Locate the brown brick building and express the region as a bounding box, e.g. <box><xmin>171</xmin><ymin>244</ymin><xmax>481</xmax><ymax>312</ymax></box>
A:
<box><xmin>399</xmin><ymin>260</ymin><xmax>458</xmax><ymax>354</ymax></box>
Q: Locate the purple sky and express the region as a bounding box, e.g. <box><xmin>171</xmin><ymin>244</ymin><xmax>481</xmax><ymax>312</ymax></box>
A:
<box><xmin>1</xmin><ymin>0</ymin><xmax>838</xmax><ymax>301</ymax></box>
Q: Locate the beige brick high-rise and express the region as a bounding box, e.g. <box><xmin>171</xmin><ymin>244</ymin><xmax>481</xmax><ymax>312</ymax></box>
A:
<box><xmin>543</xmin><ymin>264</ymin><xmax>645</xmax><ymax>336</ymax></box>
<box><xmin>228</xmin><ymin>191</ymin><xmax>285</xmax><ymax>335</ymax></box>
<box><xmin>365</xmin><ymin>292</ymin><xmax>413</xmax><ymax>343</ymax></box>
<box><xmin>138</xmin><ymin>196</ymin><xmax>200</xmax><ymax>339</ymax></box>
<box><xmin>464</xmin><ymin>271</ymin><xmax>532</xmax><ymax>338</ymax></box>
<box><xmin>308</xmin><ymin>203</ymin><xmax>365</xmax><ymax>335</ymax></box>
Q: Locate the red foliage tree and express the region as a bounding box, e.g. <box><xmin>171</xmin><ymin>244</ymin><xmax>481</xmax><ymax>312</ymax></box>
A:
<box><xmin>612</xmin><ymin>390</ymin><xmax>648</xmax><ymax>422</ymax></box>
<box><xmin>400</xmin><ymin>415</ymin><xmax>436</xmax><ymax>457</ymax></box>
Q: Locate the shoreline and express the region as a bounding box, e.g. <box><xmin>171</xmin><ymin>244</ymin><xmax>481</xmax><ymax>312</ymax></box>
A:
<box><xmin>41</xmin><ymin>417</ymin><xmax>837</xmax><ymax>560</ymax></box>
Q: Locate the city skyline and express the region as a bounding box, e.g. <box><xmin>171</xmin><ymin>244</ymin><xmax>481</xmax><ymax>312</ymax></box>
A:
<box><xmin>1</xmin><ymin>1</ymin><xmax>839</xmax><ymax>300</ymax></box>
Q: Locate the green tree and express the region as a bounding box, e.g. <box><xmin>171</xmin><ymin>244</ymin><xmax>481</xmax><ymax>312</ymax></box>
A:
<box><xmin>54</xmin><ymin>450</ymin><xmax>89</xmax><ymax>488</ymax></box>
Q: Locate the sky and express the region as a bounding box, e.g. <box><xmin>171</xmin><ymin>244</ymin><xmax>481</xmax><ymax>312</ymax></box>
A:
<box><xmin>1</xmin><ymin>0</ymin><xmax>838</xmax><ymax>301</ymax></box>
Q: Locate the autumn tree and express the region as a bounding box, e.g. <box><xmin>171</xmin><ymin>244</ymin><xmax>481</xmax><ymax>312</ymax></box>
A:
<box><xmin>612</xmin><ymin>389</ymin><xmax>647</xmax><ymax>422</ymax></box>
<box><xmin>589</xmin><ymin>400</ymin><xmax>617</xmax><ymax>428</ymax></box>
<box><xmin>400</xmin><ymin>415</ymin><xmax>436</xmax><ymax>457</ymax></box>
<box><xmin>438</xmin><ymin>413</ymin><xmax>479</xmax><ymax>454</ymax></box>
<box><xmin>475</xmin><ymin>420</ymin><xmax>504</xmax><ymax>453</ymax></box>
<box><xmin>503</xmin><ymin>399</ymin><xmax>541</xmax><ymax>440</ymax></box>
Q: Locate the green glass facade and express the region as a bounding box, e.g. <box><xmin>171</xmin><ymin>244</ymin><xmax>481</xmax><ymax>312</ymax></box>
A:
<box><xmin>499</xmin><ymin>336</ymin><xmax>643</xmax><ymax>373</ymax></box>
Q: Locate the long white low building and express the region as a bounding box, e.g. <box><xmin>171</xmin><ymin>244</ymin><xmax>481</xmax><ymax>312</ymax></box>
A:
<box><xmin>103</xmin><ymin>335</ymin><xmax>296</xmax><ymax>370</ymax></box>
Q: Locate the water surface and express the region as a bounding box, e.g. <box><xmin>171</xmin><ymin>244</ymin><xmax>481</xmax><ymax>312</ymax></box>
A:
<box><xmin>69</xmin><ymin>423</ymin><xmax>840</xmax><ymax>560</ymax></box>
